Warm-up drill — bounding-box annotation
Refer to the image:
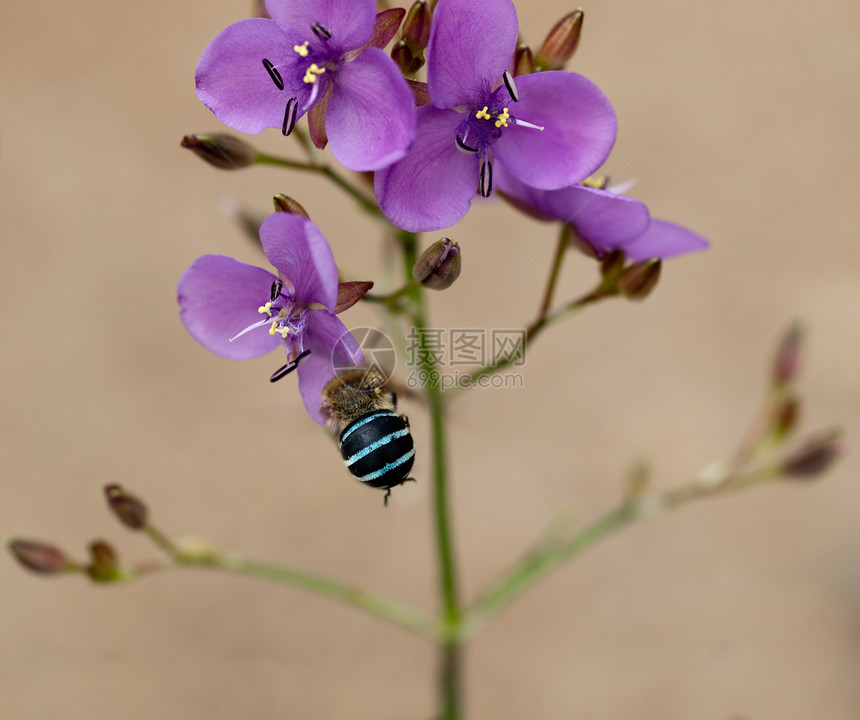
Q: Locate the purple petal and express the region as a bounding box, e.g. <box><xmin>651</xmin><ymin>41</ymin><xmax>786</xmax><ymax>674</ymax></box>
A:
<box><xmin>622</xmin><ymin>219</ymin><xmax>710</xmax><ymax>261</ymax></box>
<box><xmin>494</xmin><ymin>72</ymin><xmax>616</xmax><ymax>189</ymax></box>
<box><xmin>259</xmin><ymin>214</ymin><xmax>339</xmax><ymax>309</ymax></box>
<box><xmin>541</xmin><ymin>186</ymin><xmax>651</xmax><ymax>251</ymax></box>
<box><xmin>326</xmin><ymin>48</ymin><xmax>416</xmax><ymax>171</ymax></box>
<box><xmin>177</xmin><ymin>255</ymin><xmax>281</xmax><ymax>360</ymax></box>
<box><xmin>298</xmin><ymin>312</ymin><xmax>364</xmax><ymax>425</ymax></box>
<box><xmin>427</xmin><ymin>0</ymin><xmax>519</xmax><ymax>108</ymax></box>
<box><xmin>196</xmin><ymin>19</ymin><xmax>306</xmax><ymax>134</ymax></box>
<box><xmin>375</xmin><ymin>106</ymin><xmax>477</xmax><ymax>232</ymax></box>
<box><xmin>265</xmin><ymin>0</ymin><xmax>375</xmax><ymax>50</ymax></box>
<box><xmin>493</xmin><ymin>164</ymin><xmax>558</xmax><ymax>221</ymax></box>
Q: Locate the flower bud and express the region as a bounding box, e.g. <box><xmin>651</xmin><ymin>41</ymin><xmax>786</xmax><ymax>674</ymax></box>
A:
<box><xmin>391</xmin><ymin>40</ymin><xmax>424</xmax><ymax>76</ymax></box>
<box><xmin>618</xmin><ymin>259</ymin><xmax>661</xmax><ymax>300</ymax></box>
<box><xmin>8</xmin><ymin>539</ymin><xmax>72</xmax><ymax>575</ymax></box>
<box><xmin>513</xmin><ymin>44</ymin><xmax>536</xmax><ymax>77</ymax></box>
<box><xmin>781</xmin><ymin>429</ymin><xmax>841</xmax><ymax>479</ymax></box>
<box><xmin>402</xmin><ymin>1</ymin><xmax>432</xmax><ymax>51</ymax></box>
<box><xmin>772</xmin><ymin>323</ymin><xmax>803</xmax><ymax>387</ymax></box>
<box><xmin>180</xmin><ymin>133</ymin><xmax>258</xmax><ymax>170</ymax></box>
<box><xmin>536</xmin><ymin>10</ymin><xmax>584</xmax><ymax>71</ymax></box>
<box><xmin>771</xmin><ymin>396</ymin><xmax>800</xmax><ymax>443</ymax></box>
<box><xmin>413</xmin><ymin>238</ymin><xmax>461</xmax><ymax>290</ymax></box>
<box><xmin>599</xmin><ymin>249</ymin><xmax>626</xmax><ymax>284</ymax></box>
<box><xmin>104</xmin><ymin>484</ymin><xmax>148</xmax><ymax>530</ymax></box>
<box><xmin>86</xmin><ymin>539</ymin><xmax>122</xmax><ymax>583</ymax></box>
<box><xmin>273</xmin><ymin>194</ymin><xmax>310</xmax><ymax>218</ymax></box>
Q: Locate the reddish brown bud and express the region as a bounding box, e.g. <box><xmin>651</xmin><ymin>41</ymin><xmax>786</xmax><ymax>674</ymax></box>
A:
<box><xmin>104</xmin><ymin>484</ymin><xmax>148</xmax><ymax>530</ymax></box>
<box><xmin>8</xmin><ymin>539</ymin><xmax>72</xmax><ymax>575</ymax></box>
<box><xmin>513</xmin><ymin>44</ymin><xmax>536</xmax><ymax>77</ymax></box>
<box><xmin>86</xmin><ymin>540</ymin><xmax>122</xmax><ymax>583</ymax></box>
<box><xmin>180</xmin><ymin>133</ymin><xmax>258</xmax><ymax>170</ymax></box>
<box><xmin>402</xmin><ymin>1</ymin><xmax>432</xmax><ymax>51</ymax></box>
<box><xmin>413</xmin><ymin>238</ymin><xmax>461</xmax><ymax>290</ymax></box>
<box><xmin>391</xmin><ymin>40</ymin><xmax>424</xmax><ymax>76</ymax></box>
<box><xmin>773</xmin><ymin>323</ymin><xmax>803</xmax><ymax>387</ymax></box>
<box><xmin>536</xmin><ymin>10</ymin><xmax>584</xmax><ymax>71</ymax></box>
<box><xmin>772</xmin><ymin>396</ymin><xmax>800</xmax><ymax>443</ymax></box>
<box><xmin>273</xmin><ymin>194</ymin><xmax>310</xmax><ymax>218</ymax></box>
<box><xmin>599</xmin><ymin>249</ymin><xmax>626</xmax><ymax>284</ymax></box>
<box><xmin>618</xmin><ymin>259</ymin><xmax>661</xmax><ymax>300</ymax></box>
<box><xmin>781</xmin><ymin>429</ymin><xmax>841</xmax><ymax>479</ymax></box>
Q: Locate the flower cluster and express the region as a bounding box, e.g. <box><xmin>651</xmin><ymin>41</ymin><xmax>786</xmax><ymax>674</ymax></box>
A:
<box><xmin>182</xmin><ymin>0</ymin><xmax>709</xmax><ymax>423</ymax></box>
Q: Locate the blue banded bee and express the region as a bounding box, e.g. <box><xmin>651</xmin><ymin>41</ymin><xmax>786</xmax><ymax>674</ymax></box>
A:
<box><xmin>321</xmin><ymin>367</ymin><xmax>415</xmax><ymax>505</ymax></box>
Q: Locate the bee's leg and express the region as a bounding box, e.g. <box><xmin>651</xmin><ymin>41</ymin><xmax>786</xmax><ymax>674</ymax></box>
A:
<box><xmin>400</xmin><ymin>414</ymin><xmax>410</xmax><ymax>427</ymax></box>
<box><xmin>391</xmin><ymin>392</ymin><xmax>398</xmax><ymax>410</ymax></box>
<box><xmin>383</xmin><ymin>488</ymin><xmax>391</xmax><ymax>506</ymax></box>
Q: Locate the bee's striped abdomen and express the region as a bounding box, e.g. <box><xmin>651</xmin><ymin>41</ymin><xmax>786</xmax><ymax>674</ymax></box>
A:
<box><xmin>339</xmin><ymin>411</ymin><xmax>415</xmax><ymax>490</ymax></box>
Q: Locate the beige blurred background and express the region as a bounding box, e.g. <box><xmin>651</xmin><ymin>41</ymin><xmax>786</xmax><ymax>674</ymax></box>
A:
<box><xmin>2</xmin><ymin>1</ymin><xmax>859</xmax><ymax>718</ymax></box>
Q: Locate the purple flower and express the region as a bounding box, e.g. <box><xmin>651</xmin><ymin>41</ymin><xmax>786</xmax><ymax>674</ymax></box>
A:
<box><xmin>177</xmin><ymin>213</ymin><xmax>363</xmax><ymax>425</ymax></box>
<box><xmin>195</xmin><ymin>0</ymin><xmax>416</xmax><ymax>172</ymax></box>
<box><xmin>374</xmin><ymin>0</ymin><xmax>617</xmax><ymax>232</ymax></box>
<box><xmin>496</xmin><ymin>167</ymin><xmax>709</xmax><ymax>261</ymax></box>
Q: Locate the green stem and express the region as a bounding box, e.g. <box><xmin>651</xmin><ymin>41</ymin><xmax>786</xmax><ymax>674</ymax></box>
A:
<box><xmin>144</xmin><ymin>524</ymin><xmax>180</xmax><ymax>557</ymax></box>
<box><xmin>140</xmin><ymin>523</ymin><xmax>437</xmax><ymax>638</ymax></box>
<box><xmin>212</xmin><ymin>558</ymin><xmax>438</xmax><ymax>638</ymax></box>
<box><xmin>538</xmin><ymin>225</ymin><xmax>571</xmax><ymax>317</ymax></box>
<box><xmin>254</xmin><ymin>153</ymin><xmax>317</xmax><ymax>172</ymax></box>
<box><xmin>255</xmin><ymin>152</ymin><xmax>379</xmax><ymax>215</ymax></box>
<box><xmin>403</xmin><ymin>231</ymin><xmax>463</xmax><ymax>718</ymax></box>
<box><xmin>463</xmin><ymin>467</ymin><xmax>778</xmax><ymax>637</ymax></box>
<box><xmin>464</xmin><ymin>502</ymin><xmax>636</xmax><ymax>637</ymax></box>
<box><xmin>363</xmin><ymin>280</ymin><xmax>421</xmax><ymax>310</ymax></box>
<box><xmin>456</xmin><ymin>284</ymin><xmax>616</xmax><ymax>392</ymax></box>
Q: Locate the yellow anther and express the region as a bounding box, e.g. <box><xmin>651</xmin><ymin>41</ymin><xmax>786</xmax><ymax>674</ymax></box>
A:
<box><xmin>268</xmin><ymin>321</ymin><xmax>290</xmax><ymax>338</ymax></box>
<box><xmin>475</xmin><ymin>106</ymin><xmax>491</xmax><ymax>120</ymax></box>
<box><xmin>293</xmin><ymin>42</ymin><xmax>309</xmax><ymax>57</ymax></box>
<box><xmin>581</xmin><ymin>175</ymin><xmax>610</xmax><ymax>189</ymax></box>
<box><xmin>257</xmin><ymin>301</ymin><xmax>273</xmax><ymax>317</ymax></box>
<box><xmin>302</xmin><ymin>64</ymin><xmax>326</xmax><ymax>84</ymax></box>
<box><xmin>494</xmin><ymin>107</ymin><xmax>510</xmax><ymax>128</ymax></box>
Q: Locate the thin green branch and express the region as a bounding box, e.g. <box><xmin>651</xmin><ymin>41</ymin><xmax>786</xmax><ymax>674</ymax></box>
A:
<box><xmin>208</xmin><ymin>558</ymin><xmax>438</xmax><ymax>638</ymax></box>
<box><xmin>462</xmin><ymin>467</ymin><xmax>778</xmax><ymax>638</ymax></box>
<box><xmin>139</xmin><ymin>523</ymin><xmax>437</xmax><ymax>639</ymax></box>
<box><xmin>255</xmin><ymin>151</ymin><xmax>379</xmax><ymax>214</ymax></box>
<box><xmin>538</xmin><ymin>225</ymin><xmax>571</xmax><ymax>317</ymax></box>
<box><xmin>455</xmin><ymin>283</ymin><xmax>618</xmax><ymax>392</ymax></box>
<box><xmin>363</xmin><ymin>280</ymin><xmax>421</xmax><ymax>310</ymax></box>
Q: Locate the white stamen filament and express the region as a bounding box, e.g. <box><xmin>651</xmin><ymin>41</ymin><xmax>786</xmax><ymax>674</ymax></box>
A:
<box><xmin>228</xmin><ymin>317</ymin><xmax>272</xmax><ymax>343</ymax></box>
<box><xmin>513</xmin><ymin>118</ymin><xmax>545</xmax><ymax>131</ymax></box>
<box><xmin>303</xmin><ymin>79</ymin><xmax>321</xmax><ymax>111</ymax></box>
